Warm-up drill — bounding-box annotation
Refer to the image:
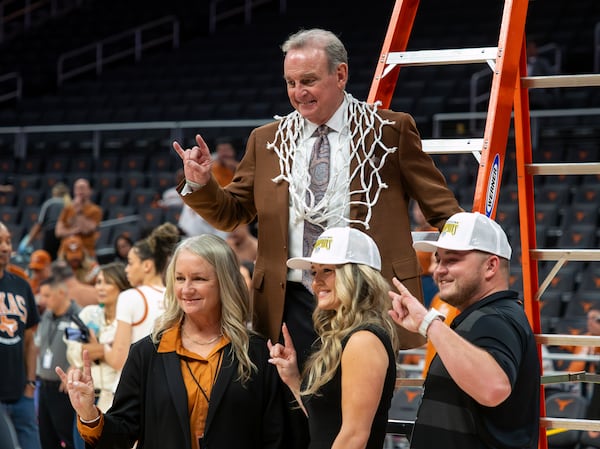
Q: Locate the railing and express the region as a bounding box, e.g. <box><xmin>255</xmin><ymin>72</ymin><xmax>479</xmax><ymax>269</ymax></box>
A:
<box><xmin>57</xmin><ymin>15</ymin><xmax>180</xmax><ymax>86</ymax></box>
<box><xmin>0</xmin><ymin>0</ymin><xmax>83</xmax><ymax>43</ymax></box>
<box><xmin>432</xmin><ymin>107</ymin><xmax>600</xmax><ymax>150</ymax></box>
<box><xmin>208</xmin><ymin>0</ymin><xmax>287</xmax><ymax>34</ymax></box>
<box><xmin>0</xmin><ymin>119</ymin><xmax>272</xmax><ymax>158</ymax></box>
<box><xmin>0</xmin><ymin>71</ymin><xmax>22</xmax><ymax>103</ymax></box>
<box><xmin>468</xmin><ymin>42</ymin><xmax>564</xmax><ymax>133</ymax></box>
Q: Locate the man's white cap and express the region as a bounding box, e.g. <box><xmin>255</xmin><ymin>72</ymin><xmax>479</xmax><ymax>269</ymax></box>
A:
<box><xmin>287</xmin><ymin>227</ymin><xmax>382</xmax><ymax>271</ymax></box>
<box><xmin>413</xmin><ymin>212</ymin><xmax>512</xmax><ymax>260</ymax></box>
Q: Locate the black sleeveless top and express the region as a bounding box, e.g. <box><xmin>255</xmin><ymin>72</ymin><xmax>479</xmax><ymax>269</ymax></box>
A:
<box><xmin>304</xmin><ymin>324</ymin><xmax>396</xmax><ymax>449</ymax></box>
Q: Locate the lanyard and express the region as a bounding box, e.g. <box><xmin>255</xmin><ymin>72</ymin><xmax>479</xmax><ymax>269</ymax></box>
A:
<box><xmin>184</xmin><ymin>350</ymin><xmax>224</xmax><ymax>404</ymax></box>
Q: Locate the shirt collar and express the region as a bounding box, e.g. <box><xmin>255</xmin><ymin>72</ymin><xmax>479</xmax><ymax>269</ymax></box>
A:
<box><xmin>450</xmin><ymin>290</ymin><xmax>520</xmax><ymax>329</ymax></box>
<box><xmin>303</xmin><ymin>95</ymin><xmax>347</xmax><ymax>138</ymax></box>
<box><xmin>158</xmin><ymin>325</ymin><xmax>230</xmax><ymax>360</ymax></box>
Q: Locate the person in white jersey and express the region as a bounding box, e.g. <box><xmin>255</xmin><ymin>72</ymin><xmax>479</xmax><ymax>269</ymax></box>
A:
<box><xmin>104</xmin><ymin>223</ymin><xmax>180</xmax><ymax>371</ymax></box>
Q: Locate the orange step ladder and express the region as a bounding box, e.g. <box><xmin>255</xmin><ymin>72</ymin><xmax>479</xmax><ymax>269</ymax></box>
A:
<box><xmin>369</xmin><ymin>1</ymin><xmax>600</xmax><ymax>448</ymax></box>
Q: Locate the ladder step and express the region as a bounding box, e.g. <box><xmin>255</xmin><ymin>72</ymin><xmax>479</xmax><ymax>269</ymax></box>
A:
<box><xmin>395</xmin><ymin>378</ymin><xmax>424</xmax><ymax>388</ymax></box>
<box><xmin>530</xmin><ymin>249</ymin><xmax>600</xmax><ymax>261</ymax></box>
<box><xmin>422</xmin><ymin>138</ymin><xmax>484</xmax><ymax>155</ymax></box>
<box><xmin>521</xmin><ymin>74</ymin><xmax>600</xmax><ymax>89</ymax></box>
<box><xmin>527</xmin><ymin>162</ymin><xmax>600</xmax><ymax>176</ymax></box>
<box><xmin>542</xmin><ymin>371</ymin><xmax>600</xmax><ymax>385</ymax></box>
<box><xmin>541</xmin><ymin>417</ymin><xmax>600</xmax><ymax>432</ymax></box>
<box><xmin>386</xmin><ymin>47</ymin><xmax>498</xmax><ymax>66</ymax></box>
<box><xmin>537</xmin><ymin>334</ymin><xmax>600</xmax><ymax>347</ymax></box>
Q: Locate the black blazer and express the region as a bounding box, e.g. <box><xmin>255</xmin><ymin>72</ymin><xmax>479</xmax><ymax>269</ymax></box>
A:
<box><xmin>93</xmin><ymin>333</ymin><xmax>284</xmax><ymax>449</ymax></box>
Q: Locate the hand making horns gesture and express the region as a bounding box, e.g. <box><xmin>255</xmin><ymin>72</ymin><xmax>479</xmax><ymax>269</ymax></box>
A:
<box><xmin>172</xmin><ymin>134</ymin><xmax>214</xmax><ymax>188</ymax></box>
<box><xmin>56</xmin><ymin>350</ymin><xmax>100</xmax><ymax>422</ymax></box>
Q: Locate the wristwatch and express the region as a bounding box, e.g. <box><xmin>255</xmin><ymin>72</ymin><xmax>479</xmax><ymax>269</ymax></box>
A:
<box><xmin>26</xmin><ymin>380</ymin><xmax>36</xmax><ymax>388</ymax></box>
<box><xmin>418</xmin><ymin>308</ymin><xmax>446</xmax><ymax>338</ymax></box>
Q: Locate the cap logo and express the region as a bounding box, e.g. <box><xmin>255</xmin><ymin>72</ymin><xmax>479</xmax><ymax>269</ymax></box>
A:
<box><xmin>313</xmin><ymin>236</ymin><xmax>333</xmax><ymax>251</ymax></box>
<box><xmin>441</xmin><ymin>221</ymin><xmax>459</xmax><ymax>236</ymax></box>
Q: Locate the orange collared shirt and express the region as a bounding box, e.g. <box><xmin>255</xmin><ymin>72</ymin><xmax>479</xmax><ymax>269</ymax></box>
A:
<box><xmin>78</xmin><ymin>325</ymin><xmax>230</xmax><ymax>449</ymax></box>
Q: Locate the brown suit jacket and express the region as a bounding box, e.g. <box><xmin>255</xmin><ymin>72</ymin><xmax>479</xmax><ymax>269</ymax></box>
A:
<box><xmin>180</xmin><ymin>109</ymin><xmax>462</xmax><ymax>348</ymax></box>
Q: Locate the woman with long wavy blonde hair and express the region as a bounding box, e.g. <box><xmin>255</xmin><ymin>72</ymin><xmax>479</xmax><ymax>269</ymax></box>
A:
<box><xmin>268</xmin><ymin>227</ymin><xmax>399</xmax><ymax>449</ymax></box>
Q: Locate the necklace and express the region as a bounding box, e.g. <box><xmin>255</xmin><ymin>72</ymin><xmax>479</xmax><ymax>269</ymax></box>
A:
<box><xmin>182</xmin><ymin>327</ymin><xmax>223</xmax><ymax>345</ymax></box>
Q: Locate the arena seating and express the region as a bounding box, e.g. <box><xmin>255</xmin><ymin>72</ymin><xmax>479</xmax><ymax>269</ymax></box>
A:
<box><xmin>0</xmin><ymin>0</ymin><xmax>598</xmax><ymax>332</ymax></box>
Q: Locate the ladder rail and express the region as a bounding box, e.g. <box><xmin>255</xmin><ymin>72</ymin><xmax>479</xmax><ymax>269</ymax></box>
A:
<box><xmin>367</xmin><ymin>0</ymin><xmax>420</xmax><ymax>108</ymax></box>
<box><xmin>370</xmin><ymin>2</ymin><xmax>600</xmax><ymax>447</ymax></box>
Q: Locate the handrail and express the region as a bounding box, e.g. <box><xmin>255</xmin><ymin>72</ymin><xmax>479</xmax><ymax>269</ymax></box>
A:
<box><xmin>467</xmin><ymin>42</ymin><xmax>564</xmax><ymax>133</ymax></box>
<box><xmin>431</xmin><ymin>107</ymin><xmax>600</xmax><ymax>150</ymax></box>
<box><xmin>208</xmin><ymin>0</ymin><xmax>287</xmax><ymax>34</ymax></box>
<box><xmin>0</xmin><ymin>118</ymin><xmax>272</xmax><ymax>158</ymax></box>
<box><xmin>0</xmin><ymin>0</ymin><xmax>82</xmax><ymax>43</ymax></box>
<box><xmin>0</xmin><ymin>71</ymin><xmax>22</xmax><ymax>103</ymax></box>
<box><xmin>57</xmin><ymin>15</ymin><xmax>180</xmax><ymax>86</ymax></box>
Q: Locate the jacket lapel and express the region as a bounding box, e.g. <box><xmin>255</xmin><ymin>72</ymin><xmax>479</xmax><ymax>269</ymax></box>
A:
<box><xmin>265</xmin><ymin>125</ymin><xmax>291</xmax><ymax>247</ymax></box>
<box><xmin>162</xmin><ymin>351</ymin><xmax>192</xmax><ymax>448</ymax></box>
<box><xmin>204</xmin><ymin>345</ymin><xmax>237</xmax><ymax>432</ymax></box>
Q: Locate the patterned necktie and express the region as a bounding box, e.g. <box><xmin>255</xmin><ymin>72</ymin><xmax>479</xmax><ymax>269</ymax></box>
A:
<box><xmin>301</xmin><ymin>125</ymin><xmax>331</xmax><ymax>292</ymax></box>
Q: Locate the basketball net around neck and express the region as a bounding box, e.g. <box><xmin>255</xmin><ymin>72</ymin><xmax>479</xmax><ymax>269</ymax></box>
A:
<box><xmin>268</xmin><ymin>92</ymin><xmax>397</xmax><ymax>230</ymax></box>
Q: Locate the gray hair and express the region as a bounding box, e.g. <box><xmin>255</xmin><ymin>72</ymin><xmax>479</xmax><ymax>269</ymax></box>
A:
<box><xmin>281</xmin><ymin>28</ymin><xmax>348</xmax><ymax>73</ymax></box>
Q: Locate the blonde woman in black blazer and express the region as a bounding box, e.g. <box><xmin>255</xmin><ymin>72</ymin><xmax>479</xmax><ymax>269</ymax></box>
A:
<box><xmin>57</xmin><ymin>234</ymin><xmax>284</xmax><ymax>449</ymax></box>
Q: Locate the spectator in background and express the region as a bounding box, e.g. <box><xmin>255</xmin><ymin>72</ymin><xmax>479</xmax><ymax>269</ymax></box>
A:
<box><xmin>211</xmin><ymin>138</ymin><xmax>239</xmax><ymax>187</ymax></box>
<box><xmin>57</xmin><ymin>235</ymin><xmax>100</xmax><ymax>286</ymax></box>
<box><xmin>65</xmin><ymin>262</ymin><xmax>131</xmax><ymax>413</ymax></box>
<box><xmin>526</xmin><ymin>40</ymin><xmax>554</xmax><ymax>77</ymax></box>
<box><xmin>226</xmin><ymin>224</ymin><xmax>258</xmax><ymax>265</ymax></box>
<box><xmin>0</xmin><ymin>221</ymin><xmax>42</xmax><ymax>449</ymax></box>
<box><xmin>103</xmin><ymin>223</ymin><xmax>180</xmax><ymax>373</ymax></box>
<box><xmin>582</xmin><ymin>307</ymin><xmax>600</xmax><ymax>446</ymax></box>
<box><xmin>27</xmin><ymin>249</ymin><xmax>52</xmax><ymax>312</ymax></box>
<box><xmin>51</xmin><ymin>260</ymin><xmax>99</xmax><ymax>308</ymax></box>
<box><xmin>157</xmin><ymin>169</ymin><xmax>185</xmax><ymax>209</ymax></box>
<box><xmin>35</xmin><ymin>276</ymin><xmax>83</xmax><ymax>449</ymax></box>
<box><xmin>112</xmin><ymin>233</ymin><xmax>133</xmax><ymax>264</ymax></box>
<box><xmin>20</xmin><ymin>182</ymin><xmax>71</xmax><ymax>260</ymax></box>
<box><xmin>176</xmin><ymin>140</ymin><xmax>239</xmax><ymax>239</ymax></box>
<box><xmin>526</xmin><ymin>40</ymin><xmax>557</xmax><ymax>109</ymax></box>
<box><xmin>240</xmin><ymin>260</ymin><xmax>254</xmax><ymax>293</ymax></box>
<box><xmin>55</xmin><ymin>178</ymin><xmax>102</xmax><ymax>257</ymax></box>
<box><xmin>411</xmin><ymin>200</ymin><xmax>438</xmax><ymax>308</ymax></box>
<box><xmin>6</xmin><ymin>260</ymin><xmax>30</xmax><ymax>282</ymax></box>
<box><xmin>178</xmin><ymin>204</ymin><xmax>228</xmax><ymax>239</ymax></box>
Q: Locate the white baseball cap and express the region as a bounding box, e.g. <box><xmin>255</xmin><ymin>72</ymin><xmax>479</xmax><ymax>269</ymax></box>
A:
<box><xmin>412</xmin><ymin>212</ymin><xmax>512</xmax><ymax>260</ymax></box>
<box><xmin>287</xmin><ymin>227</ymin><xmax>382</xmax><ymax>271</ymax></box>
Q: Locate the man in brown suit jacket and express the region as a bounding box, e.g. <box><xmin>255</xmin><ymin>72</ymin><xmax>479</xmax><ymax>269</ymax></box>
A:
<box><xmin>174</xmin><ymin>29</ymin><xmax>462</xmax><ymax>364</ymax></box>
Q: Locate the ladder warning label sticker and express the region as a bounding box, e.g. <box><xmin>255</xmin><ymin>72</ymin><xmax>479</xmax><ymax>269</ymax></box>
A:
<box><xmin>485</xmin><ymin>154</ymin><xmax>500</xmax><ymax>217</ymax></box>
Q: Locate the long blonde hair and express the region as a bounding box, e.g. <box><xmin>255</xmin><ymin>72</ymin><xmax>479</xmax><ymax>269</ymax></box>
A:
<box><xmin>152</xmin><ymin>234</ymin><xmax>256</xmax><ymax>383</ymax></box>
<box><xmin>302</xmin><ymin>263</ymin><xmax>398</xmax><ymax>396</ymax></box>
